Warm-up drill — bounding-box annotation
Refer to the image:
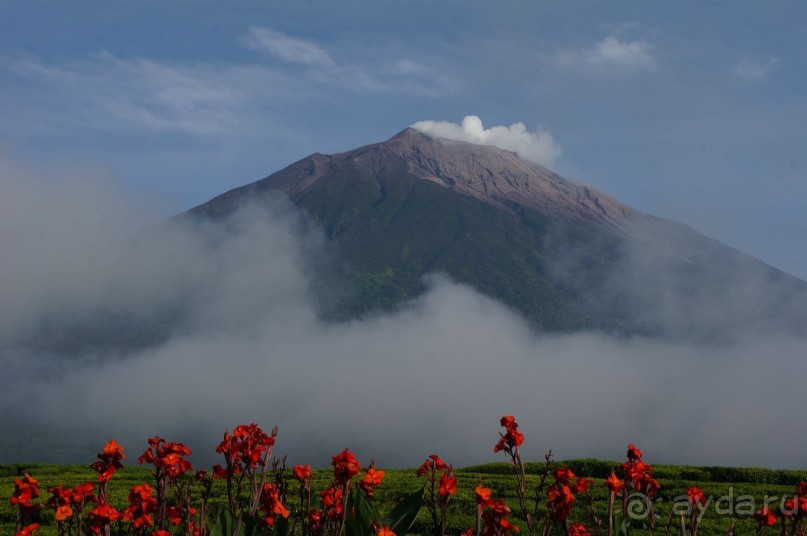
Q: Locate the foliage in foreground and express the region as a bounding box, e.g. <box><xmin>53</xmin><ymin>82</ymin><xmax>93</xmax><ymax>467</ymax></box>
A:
<box><xmin>4</xmin><ymin>417</ymin><xmax>807</xmax><ymax>536</ymax></box>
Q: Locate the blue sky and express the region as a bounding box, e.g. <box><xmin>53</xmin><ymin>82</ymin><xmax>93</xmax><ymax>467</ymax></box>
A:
<box><xmin>2</xmin><ymin>0</ymin><xmax>806</xmax><ymax>278</ymax></box>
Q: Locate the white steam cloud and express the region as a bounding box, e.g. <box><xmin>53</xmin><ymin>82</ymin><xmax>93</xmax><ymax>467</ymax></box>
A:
<box><xmin>411</xmin><ymin>116</ymin><xmax>563</xmax><ymax>168</ymax></box>
<box><xmin>2</xmin><ymin>155</ymin><xmax>807</xmax><ymax>470</ymax></box>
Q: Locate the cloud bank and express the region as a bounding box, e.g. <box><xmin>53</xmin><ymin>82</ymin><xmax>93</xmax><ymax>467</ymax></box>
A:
<box><xmin>411</xmin><ymin>115</ymin><xmax>563</xmax><ymax>168</ymax></box>
<box><xmin>553</xmin><ymin>34</ymin><xmax>656</xmax><ymax>73</ymax></box>
<box><xmin>2</xmin><ymin>156</ymin><xmax>807</xmax><ymax>470</ymax></box>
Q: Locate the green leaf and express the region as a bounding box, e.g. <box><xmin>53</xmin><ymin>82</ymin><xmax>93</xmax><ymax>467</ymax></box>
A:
<box><xmin>347</xmin><ymin>488</ymin><xmax>382</xmax><ymax>536</ymax></box>
<box><xmin>207</xmin><ymin>510</ymin><xmax>233</xmax><ymax>536</ymax></box>
<box><xmin>383</xmin><ymin>486</ymin><xmax>425</xmax><ymax>536</ymax></box>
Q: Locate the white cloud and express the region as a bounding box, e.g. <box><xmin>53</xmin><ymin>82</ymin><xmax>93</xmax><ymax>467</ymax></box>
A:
<box><xmin>734</xmin><ymin>57</ymin><xmax>780</xmax><ymax>80</ymax></box>
<box><xmin>243</xmin><ymin>26</ymin><xmax>335</xmax><ymax>67</ymax></box>
<box><xmin>242</xmin><ymin>26</ymin><xmax>456</xmax><ymax>97</ymax></box>
<box><xmin>554</xmin><ymin>34</ymin><xmax>656</xmax><ymax>72</ymax></box>
<box><xmin>411</xmin><ymin>115</ymin><xmax>562</xmax><ymax>168</ymax></box>
<box><xmin>6</xmin><ymin>52</ymin><xmax>301</xmax><ymax>136</ymax></box>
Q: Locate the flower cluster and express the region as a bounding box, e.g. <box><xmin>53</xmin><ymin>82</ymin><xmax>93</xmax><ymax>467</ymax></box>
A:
<box><xmin>547</xmin><ymin>466</ymin><xmax>586</xmax><ymax>522</ymax></box>
<box><xmin>259</xmin><ymin>483</ymin><xmax>290</xmax><ymax>526</ymax></box>
<box><xmin>90</xmin><ymin>439</ymin><xmax>125</xmax><ymax>484</ymax></box>
<box><xmin>493</xmin><ymin>416</ymin><xmax>525</xmax><ymax>455</ymax></box>
<box><xmin>620</xmin><ymin>444</ymin><xmax>660</xmax><ymax>497</ymax></box>
<box><xmin>332</xmin><ymin>449</ymin><xmax>362</xmax><ymax>486</ymax></box>
<box><xmin>137</xmin><ymin>436</ymin><xmax>192</xmax><ymax>480</ymax></box>
<box><xmin>214</xmin><ymin>423</ymin><xmax>278</xmax><ymax>478</ymax></box>
<box><xmin>477</xmin><ymin>485</ymin><xmax>519</xmax><ymax>536</ymax></box>
<box><xmin>359</xmin><ymin>462</ymin><xmax>385</xmax><ymax>498</ymax></box>
<box><xmin>121</xmin><ymin>483</ymin><xmax>157</xmax><ymax>530</ymax></box>
<box><xmin>11</xmin><ymin>473</ymin><xmax>41</xmax><ymax>534</ymax></box>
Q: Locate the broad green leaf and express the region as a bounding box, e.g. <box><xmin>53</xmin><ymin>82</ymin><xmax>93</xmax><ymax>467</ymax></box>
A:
<box><xmin>383</xmin><ymin>486</ymin><xmax>425</xmax><ymax>536</ymax></box>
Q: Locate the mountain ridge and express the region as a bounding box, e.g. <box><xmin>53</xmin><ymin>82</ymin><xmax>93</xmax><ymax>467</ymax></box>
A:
<box><xmin>187</xmin><ymin>127</ymin><xmax>807</xmax><ymax>339</ymax></box>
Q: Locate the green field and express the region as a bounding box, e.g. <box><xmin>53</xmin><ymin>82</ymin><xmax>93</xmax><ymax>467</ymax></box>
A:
<box><xmin>3</xmin><ymin>460</ymin><xmax>806</xmax><ymax>535</ymax></box>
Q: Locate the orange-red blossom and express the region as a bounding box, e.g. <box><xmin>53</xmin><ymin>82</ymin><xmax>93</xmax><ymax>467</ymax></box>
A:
<box><xmin>360</xmin><ymin>463</ymin><xmax>386</xmax><ymax>497</ymax></box>
<box><xmin>332</xmin><ymin>449</ymin><xmax>362</xmax><ymax>485</ymax></box>
<box><xmin>494</xmin><ymin>416</ymin><xmax>525</xmax><ymax>454</ymax></box>
<box><xmin>259</xmin><ymin>483</ymin><xmax>290</xmax><ymax>526</ymax></box>
<box><xmin>753</xmin><ymin>506</ymin><xmax>778</xmax><ymax>527</ymax></box>
<box><xmin>91</xmin><ymin>440</ymin><xmax>126</xmax><ymax>483</ymax></box>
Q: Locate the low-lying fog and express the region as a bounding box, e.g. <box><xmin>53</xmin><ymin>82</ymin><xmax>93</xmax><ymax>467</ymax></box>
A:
<box><xmin>2</xmin><ymin>157</ymin><xmax>806</xmax><ymax>470</ymax></box>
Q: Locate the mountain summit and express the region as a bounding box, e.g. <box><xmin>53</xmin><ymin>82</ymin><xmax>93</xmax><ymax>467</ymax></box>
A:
<box><xmin>188</xmin><ymin>127</ymin><xmax>807</xmax><ymax>339</ymax></box>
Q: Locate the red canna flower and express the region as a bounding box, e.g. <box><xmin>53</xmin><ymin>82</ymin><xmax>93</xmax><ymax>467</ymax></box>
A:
<box><xmin>308</xmin><ymin>509</ymin><xmax>323</xmax><ymax>532</ymax></box>
<box><xmin>476</xmin><ymin>486</ymin><xmax>492</xmax><ymax>506</ymax></box>
<box><xmin>417</xmin><ymin>454</ymin><xmax>448</xmax><ymax>476</ymax></box>
<box><xmin>554</xmin><ymin>467</ymin><xmax>576</xmax><ymax>485</ymax></box>
<box><xmin>569</xmin><ymin>522</ymin><xmax>591</xmax><ymax>536</ymax></box>
<box><xmin>797</xmin><ymin>482</ymin><xmax>807</xmax><ymax>498</ymax></box>
<box><xmin>626</xmin><ymin>444</ymin><xmax>643</xmax><ymax>461</ymax></box>
<box><xmin>573</xmin><ymin>477</ymin><xmax>594</xmax><ymax>494</ymax></box>
<box><xmin>15</xmin><ymin>524</ymin><xmax>39</xmax><ymax>536</ymax></box>
<box><xmin>321</xmin><ymin>486</ymin><xmax>344</xmax><ymax>517</ymax></box>
<box><xmin>294</xmin><ymin>464</ymin><xmax>312</xmax><ymax>481</ymax></box>
<box><xmin>332</xmin><ymin>449</ymin><xmax>362</xmax><ymax>485</ymax></box>
<box><xmin>121</xmin><ymin>483</ymin><xmax>156</xmax><ymax>529</ymax></box>
<box><xmin>481</xmin><ymin>499</ymin><xmax>520</xmax><ymax>535</ymax></box>
<box><xmin>152</xmin><ymin>531</ymin><xmax>172</xmax><ymax>536</ymax></box>
<box><xmin>88</xmin><ymin>502</ymin><xmax>120</xmax><ymax>533</ymax></box>
<box><xmin>360</xmin><ymin>463</ymin><xmax>385</xmax><ymax>497</ymax></box>
<box><xmin>377</xmin><ymin>526</ymin><xmax>396</xmax><ymax>536</ymax></box>
<box><xmin>686</xmin><ymin>487</ymin><xmax>705</xmax><ymax>506</ymax></box>
<box><xmin>547</xmin><ymin>484</ymin><xmax>575</xmax><ymax>521</ymax></box>
<box><xmin>605</xmin><ymin>471</ymin><xmax>624</xmax><ymax>494</ymax></box>
<box><xmin>753</xmin><ymin>506</ymin><xmax>778</xmax><ymax>527</ymax></box>
<box><xmin>494</xmin><ymin>416</ymin><xmax>525</xmax><ymax>454</ymax></box>
<box><xmin>11</xmin><ymin>474</ymin><xmax>40</xmax><ymax>507</ymax></box>
<box><xmin>91</xmin><ymin>440</ymin><xmax>126</xmax><ymax>483</ymax></box>
<box><xmin>439</xmin><ymin>472</ymin><xmax>457</xmax><ymax>497</ymax></box>
<box><xmin>259</xmin><ymin>483</ymin><xmax>290</xmax><ymax>526</ymax></box>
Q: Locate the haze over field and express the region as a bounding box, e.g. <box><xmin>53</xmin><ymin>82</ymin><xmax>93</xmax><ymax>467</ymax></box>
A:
<box><xmin>2</xmin><ymin>154</ymin><xmax>807</xmax><ymax>470</ymax></box>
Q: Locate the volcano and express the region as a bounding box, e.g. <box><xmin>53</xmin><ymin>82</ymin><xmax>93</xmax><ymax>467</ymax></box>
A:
<box><xmin>183</xmin><ymin>127</ymin><xmax>807</xmax><ymax>339</ymax></box>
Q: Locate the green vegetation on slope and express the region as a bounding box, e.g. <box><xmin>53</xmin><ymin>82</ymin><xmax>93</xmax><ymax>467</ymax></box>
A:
<box><xmin>4</xmin><ymin>461</ymin><xmax>807</xmax><ymax>536</ymax></box>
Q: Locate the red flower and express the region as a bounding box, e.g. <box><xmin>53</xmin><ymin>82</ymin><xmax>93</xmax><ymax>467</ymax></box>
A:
<box><xmin>753</xmin><ymin>507</ymin><xmax>778</xmax><ymax>527</ymax></box>
<box><xmin>91</xmin><ymin>440</ymin><xmax>126</xmax><ymax>483</ymax></box>
<box><xmin>11</xmin><ymin>474</ymin><xmax>40</xmax><ymax>507</ymax></box>
<box><xmin>476</xmin><ymin>486</ymin><xmax>492</xmax><ymax>506</ymax></box>
<box><xmin>417</xmin><ymin>454</ymin><xmax>448</xmax><ymax>476</ymax></box>
<box><xmin>308</xmin><ymin>509</ymin><xmax>323</xmax><ymax>531</ymax></box>
<box><xmin>500</xmin><ymin>416</ymin><xmax>518</xmax><ymax>429</ymax></box>
<box><xmin>605</xmin><ymin>472</ymin><xmax>624</xmax><ymax>494</ymax></box>
<box><xmin>686</xmin><ymin>487</ymin><xmax>705</xmax><ymax>506</ymax></box>
<box><xmin>259</xmin><ymin>483</ymin><xmax>290</xmax><ymax>526</ymax></box>
<box><xmin>321</xmin><ymin>486</ymin><xmax>344</xmax><ymax>517</ymax></box>
<box><xmin>294</xmin><ymin>464</ymin><xmax>312</xmax><ymax>481</ymax></box>
<box><xmin>573</xmin><ymin>478</ymin><xmax>594</xmax><ymax>494</ymax></box>
<box><xmin>88</xmin><ymin>503</ymin><xmax>120</xmax><ymax>533</ymax></box>
<box><xmin>377</xmin><ymin>526</ymin><xmax>396</xmax><ymax>536</ymax></box>
<box><xmin>439</xmin><ymin>472</ymin><xmax>457</xmax><ymax>497</ymax></box>
<box><xmin>121</xmin><ymin>484</ymin><xmax>156</xmax><ymax>529</ymax></box>
<box><xmin>332</xmin><ymin>449</ymin><xmax>362</xmax><ymax>485</ymax></box>
<box><xmin>360</xmin><ymin>464</ymin><xmax>385</xmax><ymax>497</ymax></box>
<box><xmin>569</xmin><ymin>522</ymin><xmax>591</xmax><ymax>536</ymax></box>
<box><xmin>626</xmin><ymin>444</ymin><xmax>643</xmax><ymax>461</ymax></box>
<box><xmin>554</xmin><ymin>466</ymin><xmax>576</xmax><ymax>485</ymax></box>
<box><xmin>494</xmin><ymin>416</ymin><xmax>525</xmax><ymax>454</ymax></box>
<box><xmin>15</xmin><ymin>524</ymin><xmax>39</xmax><ymax>536</ymax></box>
<box><xmin>481</xmin><ymin>499</ymin><xmax>519</xmax><ymax>535</ymax></box>
<box><xmin>547</xmin><ymin>484</ymin><xmax>575</xmax><ymax>521</ymax></box>
<box><xmin>797</xmin><ymin>482</ymin><xmax>807</xmax><ymax>498</ymax></box>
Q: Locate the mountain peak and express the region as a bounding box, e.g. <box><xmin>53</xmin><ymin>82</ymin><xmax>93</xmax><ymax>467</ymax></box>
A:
<box><xmin>211</xmin><ymin>126</ymin><xmax>644</xmax><ymax>234</ymax></box>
